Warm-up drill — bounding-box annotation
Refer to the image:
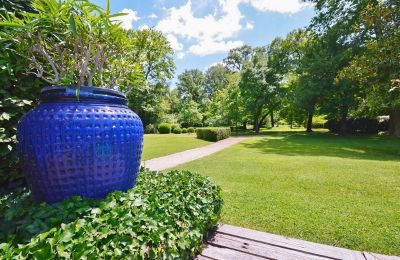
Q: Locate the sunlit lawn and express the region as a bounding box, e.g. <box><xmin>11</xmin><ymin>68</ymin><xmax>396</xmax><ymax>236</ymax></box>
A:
<box><xmin>173</xmin><ymin>132</ymin><xmax>400</xmax><ymax>255</ymax></box>
<box><xmin>142</xmin><ymin>134</ymin><xmax>211</xmax><ymax>160</ymax></box>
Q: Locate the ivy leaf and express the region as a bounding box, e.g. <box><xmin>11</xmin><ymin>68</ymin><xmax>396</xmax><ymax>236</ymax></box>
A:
<box><xmin>1</xmin><ymin>112</ymin><xmax>10</xmax><ymax>120</ymax></box>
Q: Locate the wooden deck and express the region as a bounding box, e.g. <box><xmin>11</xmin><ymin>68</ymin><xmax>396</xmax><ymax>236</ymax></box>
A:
<box><xmin>197</xmin><ymin>224</ymin><xmax>400</xmax><ymax>260</ymax></box>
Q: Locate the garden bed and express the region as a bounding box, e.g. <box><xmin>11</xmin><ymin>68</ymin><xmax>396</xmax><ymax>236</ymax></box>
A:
<box><xmin>0</xmin><ymin>170</ymin><xmax>222</xmax><ymax>258</ymax></box>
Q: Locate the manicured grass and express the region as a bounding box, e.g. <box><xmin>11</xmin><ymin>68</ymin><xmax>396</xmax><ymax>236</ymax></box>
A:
<box><xmin>173</xmin><ymin>132</ymin><xmax>400</xmax><ymax>255</ymax></box>
<box><xmin>231</xmin><ymin>125</ymin><xmax>328</xmax><ymax>135</ymax></box>
<box><xmin>142</xmin><ymin>134</ymin><xmax>211</xmax><ymax>160</ymax></box>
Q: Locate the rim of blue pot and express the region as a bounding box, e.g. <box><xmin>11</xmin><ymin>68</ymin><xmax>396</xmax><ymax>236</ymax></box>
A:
<box><xmin>40</xmin><ymin>86</ymin><xmax>127</xmax><ymax>105</ymax></box>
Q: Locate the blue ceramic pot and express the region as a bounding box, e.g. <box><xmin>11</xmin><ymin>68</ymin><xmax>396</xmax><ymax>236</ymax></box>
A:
<box><xmin>17</xmin><ymin>86</ymin><xmax>143</xmax><ymax>203</ymax></box>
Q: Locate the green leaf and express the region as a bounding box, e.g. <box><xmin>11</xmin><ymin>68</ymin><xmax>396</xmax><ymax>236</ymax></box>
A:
<box><xmin>69</xmin><ymin>14</ymin><xmax>77</xmax><ymax>37</ymax></box>
<box><xmin>0</xmin><ymin>22</ymin><xmax>26</xmax><ymax>28</ymax></box>
<box><xmin>106</xmin><ymin>0</ymin><xmax>110</xmax><ymax>14</ymax></box>
<box><xmin>1</xmin><ymin>112</ymin><xmax>10</xmax><ymax>120</ymax></box>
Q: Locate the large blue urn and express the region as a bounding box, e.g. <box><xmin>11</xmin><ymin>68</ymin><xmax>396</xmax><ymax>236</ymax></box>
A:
<box><xmin>17</xmin><ymin>86</ymin><xmax>144</xmax><ymax>203</ymax></box>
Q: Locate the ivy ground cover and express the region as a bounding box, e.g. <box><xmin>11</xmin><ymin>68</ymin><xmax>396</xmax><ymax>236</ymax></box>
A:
<box><xmin>173</xmin><ymin>132</ymin><xmax>400</xmax><ymax>255</ymax></box>
<box><xmin>0</xmin><ymin>170</ymin><xmax>222</xmax><ymax>259</ymax></box>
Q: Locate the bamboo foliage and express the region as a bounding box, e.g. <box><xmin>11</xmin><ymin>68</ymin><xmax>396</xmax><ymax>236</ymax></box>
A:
<box><xmin>0</xmin><ymin>0</ymin><xmax>144</xmax><ymax>91</ymax></box>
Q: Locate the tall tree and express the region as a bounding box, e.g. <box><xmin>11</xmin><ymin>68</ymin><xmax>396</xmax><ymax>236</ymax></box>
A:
<box><xmin>204</xmin><ymin>64</ymin><xmax>230</xmax><ymax>98</ymax></box>
<box><xmin>223</xmin><ymin>45</ymin><xmax>253</xmax><ymax>72</ymax></box>
<box><xmin>176</xmin><ymin>69</ymin><xmax>208</xmax><ymax>112</ymax></box>
<box><xmin>239</xmin><ymin>47</ymin><xmax>281</xmax><ymax>133</ymax></box>
<box><xmin>337</xmin><ymin>0</ymin><xmax>400</xmax><ymax>136</ymax></box>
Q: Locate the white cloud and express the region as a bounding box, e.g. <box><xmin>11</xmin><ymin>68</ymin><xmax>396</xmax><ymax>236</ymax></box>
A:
<box><xmin>177</xmin><ymin>52</ymin><xmax>186</xmax><ymax>59</ymax></box>
<box><xmin>245</xmin><ymin>0</ymin><xmax>311</xmax><ymax>14</ymax></box>
<box><xmin>205</xmin><ymin>61</ymin><xmax>223</xmax><ymax>70</ymax></box>
<box><xmin>166</xmin><ymin>34</ymin><xmax>183</xmax><ymax>51</ymax></box>
<box><xmin>189</xmin><ymin>39</ymin><xmax>243</xmax><ymax>56</ymax></box>
<box><xmin>156</xmin><ymin>0</ymin><xmax>310</xmax><ymax>56</ymax></box>
<box><xmin>148</xmin><ymin>13</ymin><xmax>158</xmax><ymax>19</ymax></box>
<box><xmin>113</xmin><ymin>8</ymin><xmax>140</xmax><ymax>30</ymax></box>
<box><xmin>139</xmin><ymin>24</ymin><xmax>149</xmax><ymax>30</ymax></box>
<box><xmin>156</xmin><ymin>0</ymin><xmax>243</xmax><ymax>56</ymax></box>
<box><xmin>245</xmin><ymin>21</ymin><xmax>254</xmax><ymax>30</ymax></box>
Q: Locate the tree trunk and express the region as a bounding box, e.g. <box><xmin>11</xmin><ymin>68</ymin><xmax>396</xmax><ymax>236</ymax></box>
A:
<box><xmin>254</xmin><ymin>120</ymin><xmax>260</xmax><ymax>134</ymax></box>
<box><xmin>389</xmin><ymin>107</ymin><xmax>400</xmax><ymax>137</ymax></box>
<box><xmin>242</xmin><ymin>121</ymin><xmax>247</xmax><ymax>130</ymax></box>
<box><xmin>339</xmin><ymin>105</ymin><xmax>349</xmax><ymax>135</ymax></box>
<box><xmin>306</xmin><ymin>112</ymin><xmax>313</xmax><ymax>132</ymax></box>
<box><xmin>270</xmin><ymin>111</ymin><xmax>274</xmax><ymax>127</ymax></box>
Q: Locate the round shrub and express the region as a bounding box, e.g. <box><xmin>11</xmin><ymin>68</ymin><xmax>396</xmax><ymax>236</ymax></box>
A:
<box><xmin>187</xmin><ymin>127</ymin><xmax>195</xmax><ymax>133</ymax></box>
<box><xmin>182</xmin><ymin>128</ymin><xmax>188</xmax><ymax>133</ymax></box>
<box><xmin>0</xmin><ymin>170</ymin><xmax>223</xmax><ymax>259</ymax></box>
<box><xmin>173</xmin><ymin>127</ymin><xmax>182</xmax><ymax>134</ymax></box>
<box><xmin>144</xmin><ymin>124</ymin><xmax>157</xmax><ymax>134</ymax></box>
<box><xmin>171</xmin><ymin>124</ymin><xmax>180</xmax><ymax>132</ymax></box>
<box><xmin>157</xmin><ymin>123</ymin><xmax>171</xmax><ymax>134</ymax></box>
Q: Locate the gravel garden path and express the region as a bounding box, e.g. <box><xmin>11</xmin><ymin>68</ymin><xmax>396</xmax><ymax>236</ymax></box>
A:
<box><xmin>143</xmin><ymin>136</ymin><xmax>249</xmax><ymax>171</ymax></box>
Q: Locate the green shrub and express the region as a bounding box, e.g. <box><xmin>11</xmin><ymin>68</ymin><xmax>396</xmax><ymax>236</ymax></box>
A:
<box><xmin>171</xmin><ymin>124</ymin><xmax>180</xmax><ymax>132</ymax></box>
<box><xmin>312</xmin><ymin>115</ymin><xmax>327</xmax><ymax>129</ymax></box>
<box><xmin>0</xmin><ymin>170</ymin><xmax>223</xmax><ymax>259</ymax></box>
<box><xmin>157</xmin><ymin>123</ymin><xmax>171</xmax><ymax>134</ymax></box>
<box><xmin>182</xmin><ymin>128</ymin><xmax>188</xmax><ymax>133</ymax></box>
<box><xmin>144</xmin><ymin>124</ymin><xmax>157</xmax><ymax>134</ymax></box>
<box><xmin>196</xmin><ymin>128</ymin><xmax>231</xmax><ymax>142</ymax></box>
<box><xmin>173</xmin><ymin>127</ymin><xmax>182</xmax><ymax>134</ymax></box>
<box><xmin>326</xmin><ymin>118</ymin><xmax>380</xmax><ymax>134</ymax></box>
<box><xmin>187</xmin><ymin>127</ymin><xmax>195</xmax><ymax>133</ymax></box>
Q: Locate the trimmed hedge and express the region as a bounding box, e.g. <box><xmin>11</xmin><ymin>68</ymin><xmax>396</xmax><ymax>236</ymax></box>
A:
<box><xmin>326</xmin><ymin>118</ymin><xmax>381</xmax><ymax>134</ymax></box>
<box><xmin>171</xmin><ymin>124</ymin><xmax>180</xmax><ymax>132</ymax></box>
<box><xmin>182</xmin><ymin>128</ymin><xmax>188</xmax><ymax>133</ymax></box>
<box><xmin>196</xmin><ymin>128</ymin><xmax>231</xmax><ymax>142</ymax></box>
<box><xmin>157</xmin><ymin>123</ymin><xmax>171</xmax><ymax>134</ymax></box>
<box><xmin>187</xmin><ymin>127</ymin><xmax>195</xmax><ymax>133</ymax></box>
<box><xmin>0</xmin><ymin>170</ymin><xmax>223</xmax><ymax>259</ymax></box>
<box><xmin>173</xmin><ymin>127</ymin><xmax>182</xmax><ymax>134</ymax></box>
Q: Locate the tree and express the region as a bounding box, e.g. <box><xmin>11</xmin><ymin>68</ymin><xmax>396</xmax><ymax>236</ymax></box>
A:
<box><xmin>204</xmin><ymin>64</ymin><xmax>230</xmax><ymax>98</ymax></box>
<box><xmin>178</xmin><ymin>99</ymin><xmax>203</xmax><ymax>127</ymax></box>
<box><xmin>177</xmin><ymin>69</ymin><xmax>207</xmax><ymax>103</ymax></box>
<box><xmin>126</xmin><ymin>29</ymin><xmax>175</xmax><ymax>85</ymax></box>
<box><xmin>223</xmin><ymin>45</ymin><xmax>253</xmax><ymax>72</ymax></box>
<box><xmin>239</xmin><ymin>47</ymin><xmax>281</xmax><ymax>133</ymax></box>
<box><xmin>125</xmin><ymin>29</ymin><xmax>175</xmax><ymax>126</ymax></box>
<box><xmin>128</xmin><ymin>83</ymin><xmax>170</xmax><ymax>126</ymax></box>
<box><xmin>337</xmin><ymin>0</ymin><xmax>400</xmax><ymax>136</ymax></box>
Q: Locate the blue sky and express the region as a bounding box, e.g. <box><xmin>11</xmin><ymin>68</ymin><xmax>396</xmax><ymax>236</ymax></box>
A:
<box><xmin>92</xmin><ymin>0</ymin><xmax>315</xmax><ymax>87</ymax></box>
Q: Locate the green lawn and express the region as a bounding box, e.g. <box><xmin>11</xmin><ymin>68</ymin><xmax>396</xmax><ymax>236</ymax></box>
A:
<box><xmin>142</xmin><ymin>134</ymin><xmax>211</xmax><ymax>160</ymax></box>
<box><xmin>173</xmin><ymin>132</ymin><xmax>400</xmax><ymax>255</ymax></box>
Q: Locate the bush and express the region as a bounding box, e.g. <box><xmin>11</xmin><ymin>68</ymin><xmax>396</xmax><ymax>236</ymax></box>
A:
<box><xmin>182</xmin><ymin>128</ymin><xmax>188</xmax><ymax>133</ymax></box>
<box><xmin>0</xmin><ymin>170</ymin><xmax>223</xmax><ymax>259</ymax></box>
<box><xmin>173</xmin><ymin>127</ymin><xmax>182</xmax><ymax>134</ymax></box>
<box><xmin>187</xmin><ymin>127</ymin><xmax>195</xmax><ymax>133</ymax></box>
<box><xmin>326</xmin><ymin>118</ymin><xmax>380</xmax><ymax>134</ymax></box>
<box><xmin>157</xmin><ymin>123</ymin><xmax>171</xmax><ymax>134</ymax></box>
<box><xmin>171</xmin><ymin>124</ymin><xmax>180</xmax><ymax>132</ymax></box>
<box><xmin>144</xmin><ymin>124</ymin><xmax>157</xmax><ymax>134</ymax></box>
<box><xmin>196</xmin><ymin>128</ymin><xmax>231</xmax><ymax>142</ymax></box>
<box><xmin>312</xmin><ymin>115</ymin><xmax>327</xmax><ymax>129</ymax></box>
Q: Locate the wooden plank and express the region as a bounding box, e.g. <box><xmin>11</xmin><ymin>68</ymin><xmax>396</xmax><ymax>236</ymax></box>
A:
<box><xmin>201</xmin><ymin>244</ymin><xmax>265</xmax><ymax>260</ymax></box>
<box><xmin>196</xmin><ymin>254</ymin><xmax>216</xmax><ymax>260</ymax></box>
<box><xmin>216</xmin><ymin>224</ymin><xmax>366</xmax><ymax>260</ymax></box>
<box><xmin>363</xmin><ymin>252</ymin><xmax>400</xmax><ymax>260</ymax></box>
<box><xmin>208</xmin><ymin>232</ymin><xmax>330</xmax><ymax>260</ymax></box>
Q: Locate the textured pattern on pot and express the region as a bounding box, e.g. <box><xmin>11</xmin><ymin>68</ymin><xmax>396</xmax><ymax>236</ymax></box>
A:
<box><xmin>17</xmin><ymin>86</ymin><xmax>144</xmax><ymax>203</ymax></box>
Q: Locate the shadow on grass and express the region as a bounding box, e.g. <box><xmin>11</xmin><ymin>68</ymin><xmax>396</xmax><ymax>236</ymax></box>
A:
<box><xmin>241</xmin><ymin>132</ymin><xmax>400</xmax><ymax>162</ymax></box>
